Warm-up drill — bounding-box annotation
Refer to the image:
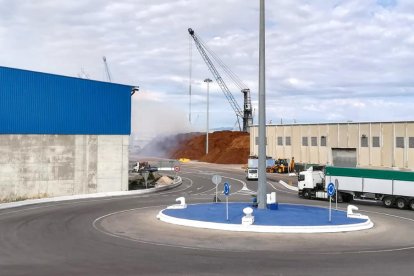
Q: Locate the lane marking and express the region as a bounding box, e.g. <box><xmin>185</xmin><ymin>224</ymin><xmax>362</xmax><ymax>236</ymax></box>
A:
<box><xmin>268</xmin><ymin>181</ymin><xmax>296</xmax><ymax>194</ymax></box>
<box><xmin>194</xmin><ymin>175</ymin><xmax>250</xmax><ymax>196</ymax></box>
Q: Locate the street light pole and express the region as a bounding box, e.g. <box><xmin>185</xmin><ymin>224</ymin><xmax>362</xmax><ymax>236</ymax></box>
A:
<box><xmin>257</xmin><ymin>0</ymin><xmax>267</xmax><ymax>209</ymax></box>
<box><xmin>204</xmin><ymin>78</ymin><xmax>213</xmax><ymax>155</ymax></box>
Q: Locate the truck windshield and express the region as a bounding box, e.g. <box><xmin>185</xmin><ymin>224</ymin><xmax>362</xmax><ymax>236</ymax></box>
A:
<box><xmin>298</xmin><ymin>174</ymin><xmax>305</xmax><ymax>181</ymax></box>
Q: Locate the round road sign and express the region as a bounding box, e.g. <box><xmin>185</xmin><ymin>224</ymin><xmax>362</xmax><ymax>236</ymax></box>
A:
<box><xmin>174</xmin><ymin>166</ymin><xmax>180</xmax><ymax>172</ymax></box>
<box><xmin>212</xmin><ymin>175</ymin><xmax>222</xmax><ymax>185</ymax></box>
<box><xmin>224</xmin><ymin>182</ymin><xmax>230</xmax><ymax>196</ymax></box>
<box><xmin>327</xmin><ymin>183</ymin><xmax>336</xmax><ymax>197</ymax></box>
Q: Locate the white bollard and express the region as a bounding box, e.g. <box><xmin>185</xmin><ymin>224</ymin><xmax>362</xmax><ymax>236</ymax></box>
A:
<box><xmin>242</xmin><ymin>207</ymin><xmax>254</xmax><ymax>225</ymax></box>
<box><xmin>347</xmin><ymin>205</ymin><xmax>358</xmax><ymax>216</ymax></box>
<box><xmin>270</xmin><ymin>192</ymin><xmax>276</xmax><ymax>203</ymax></box>
<box><xmin>347</xmin><ymin>205</ymin><xmax>368</xmax><ymax>219</ymax></box>
<box><xmin>166</xmin><ymin>197</ymin><xmax>187</xmax><ymax>209</ymax></box>
<box><xmin>176</xmin><ymin>197</ymin><xmax>186</xmax><ymax>206</ymax></box>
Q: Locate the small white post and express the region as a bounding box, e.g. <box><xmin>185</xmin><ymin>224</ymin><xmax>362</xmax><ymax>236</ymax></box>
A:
<box><xmin>215</xmin><ymin>184</ymin><xmax>218</xmax><ymax>203</ymax></box>
<box><xmin>335</xmin><ymin>193</ymin><xmax>338</xmax><ymax>210</ymax></box>
<box><xmin>226</xmin><ymin>196</ymin><xmax>229</xmax><ymax>221</ymax></box>
<box><xmin>335</xmin><ymin>179</ymin><xmax>338</xmax><ymax>210</ymax></box>
<box><xmin>329</xmin><ymin>196</ymin><xmax>332</xmax><ymax>222</ymax></box>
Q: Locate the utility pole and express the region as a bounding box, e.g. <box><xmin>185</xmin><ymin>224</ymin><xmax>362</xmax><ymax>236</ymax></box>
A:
<box><xmin>257</xmin><ymin>0</ymin><xmax>268</xmax><ymax>209</ymax></box>
<box><xmin>189</xmin><ymin>35</ymin><xmax>193</xmax><ymax>123</ymax></box>
<box><xmin>204</xmin><ymin>78</ymin><xmax>213</xmax><ymax>154</ymax></box>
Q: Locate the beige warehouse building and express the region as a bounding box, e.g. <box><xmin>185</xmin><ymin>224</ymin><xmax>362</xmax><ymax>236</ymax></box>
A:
<box><xmin>249</xmin><ymin>121</ymin><xmax>414</xmax><ymax>170</ymax></box>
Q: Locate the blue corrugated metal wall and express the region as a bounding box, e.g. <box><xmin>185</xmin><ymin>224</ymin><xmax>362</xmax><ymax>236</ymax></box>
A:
<box><xmin>0</xmin><ymin>66</ymin><xmax>132</xmax><ymax>135</ymax></box>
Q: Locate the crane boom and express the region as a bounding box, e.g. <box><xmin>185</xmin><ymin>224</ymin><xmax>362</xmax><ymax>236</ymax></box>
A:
<box><xmin>188</xmin><ymin>28</ymin><xmax>252</xmax><ymax>132</ymax></box>
<box><xmin>102</xmin><ymin>56</ymin><xmax>112</xmax><ymax>82</ymax></box>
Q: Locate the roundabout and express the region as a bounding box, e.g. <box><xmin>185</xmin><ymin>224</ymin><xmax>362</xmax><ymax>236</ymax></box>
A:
<box><xmin>157</xmin><ymin>202</ymin><xmax>373</xmax><ymax>233</ymax></box>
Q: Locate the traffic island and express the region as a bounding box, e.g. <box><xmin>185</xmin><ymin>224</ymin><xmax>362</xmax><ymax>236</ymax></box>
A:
<box><xmin>157</xmin><ymin>202</ymin><xmax>373</xmax><ymax>233</ymax></box>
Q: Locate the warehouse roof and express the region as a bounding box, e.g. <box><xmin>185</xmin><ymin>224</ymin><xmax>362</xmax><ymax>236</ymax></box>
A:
<box><xmin>251</xmin><ymin>120</ymin><xmax>414</xmax><ymax>127</ymax></box>
<box><xmin>0</xmin><ymin>66</ymin><xmax>134</xmax><ymax>135</ymax></box>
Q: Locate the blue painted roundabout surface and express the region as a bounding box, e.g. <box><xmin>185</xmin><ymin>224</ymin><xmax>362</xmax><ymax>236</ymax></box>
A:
<box><xmin>157</xmin><ymin>202</ymin><xmax>374</xmax><ymax>233</ymax></box>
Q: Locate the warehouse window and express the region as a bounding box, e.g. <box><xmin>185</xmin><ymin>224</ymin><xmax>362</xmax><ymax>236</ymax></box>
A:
<box><xmin>396</xmin><ymin>137</ymin><xmax>404</xmax><ymax>148</ymax></box>
<box><xmin>277</xmin><ymin>136</ymin><xmax>283</xmax><ymax>146</ymax></box>
<box><xmin>372</xmin><ymin>136</ymin><xmax>380</xmax><ymax>147</ymax></box>
<box><xmin>311</xmin><ymin>137</ymin><xmax>317</xmax><ymax>146</ymax></box>
<box><xmin>320</xmin><ymin>136</ymin><xmax>327</xmax><ymax>146</ymax></box>
<box><xmin>410</xmin><ymin>137</ymin><xmax>414</xmax><ymax>148</ymax></box>
<box><xmin>361</xmin><ymin>136</ymin><xmax>368</xmax><ymax>147</ymax></box>
<box><xmin>302</xmin><ymin>137</ymin><xmax>308</xmax><ymax>146</ymax></box>
<box><xmin>255</xmin><ymin>137</ymin><xmax>267</xmax><ymax>145</ymax></box>
<box><xmin>285</xmin><ymin>136</ymin><xmax>291</xmax><ymax>146</ymax></box>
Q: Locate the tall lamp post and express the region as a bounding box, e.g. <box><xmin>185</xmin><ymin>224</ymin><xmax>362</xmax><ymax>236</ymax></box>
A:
<box><xmin>204</xmin><ymin>78</ymin><xmax>213</xmax><ymax>155</ymax></box>
<box><xmin>257</xmin><ymin>0</ymin><xmax>267</xmax><ymax>209</ymax></box>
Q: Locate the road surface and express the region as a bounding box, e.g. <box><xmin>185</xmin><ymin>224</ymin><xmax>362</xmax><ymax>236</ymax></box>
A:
<box><xmin>1</xmin><ymin>161</ymin><xmax>414</xmax><ymax>275</ymax></box>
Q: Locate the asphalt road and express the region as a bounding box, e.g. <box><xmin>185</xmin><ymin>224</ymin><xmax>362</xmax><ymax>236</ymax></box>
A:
<box><xmin>1</xmin><ymin>161</ymin><xmax>414</xmax><ymax>275</ymax></box>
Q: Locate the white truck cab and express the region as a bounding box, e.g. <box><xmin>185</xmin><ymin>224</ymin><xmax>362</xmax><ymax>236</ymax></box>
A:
<box><xmin>298</xmin><ymin>167</ymin><xmax>326</xmax><ymax>199</ymax></box>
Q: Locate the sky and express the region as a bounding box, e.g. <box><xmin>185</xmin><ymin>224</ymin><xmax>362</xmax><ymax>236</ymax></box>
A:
<box><xmin>1</xmin><ymin>0</ymin><xmax>414</xmax><ymax>139</ymax></box>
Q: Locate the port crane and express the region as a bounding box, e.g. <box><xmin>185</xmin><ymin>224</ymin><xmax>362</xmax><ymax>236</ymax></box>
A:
<box><xmin>102</xmin><ymin>56</ymin><xmax>112</xmax><ymax>82</ymax></box>
<box><xmin>188</xmin><ymin>28</ymin><xmax>253</xmax><ymax>132</ymax></box>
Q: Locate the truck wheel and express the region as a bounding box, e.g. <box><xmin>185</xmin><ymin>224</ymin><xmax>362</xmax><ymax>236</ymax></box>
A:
<box><xmin>342</xmin><ymin>193</ymin><xmax>352</xmax><ymax>203</ymax></box>
<box><xmin>396</xmin><ymin>198</ymin><xmax>407</xmax><ymax>210</ymax></box>
<box><xmin>303</xmin><ymin>189</ymin><xmax>311</xmax><ymax>199</ymax></box>
<box><xmin>383</xmin><ymin>196</ymin><xmax>394</xmax><ymax>208</ymax></box>
<box><xmin>409</xmin><ymin>200</ymin><xmax>414</xmax><ymax>211</ymax></box>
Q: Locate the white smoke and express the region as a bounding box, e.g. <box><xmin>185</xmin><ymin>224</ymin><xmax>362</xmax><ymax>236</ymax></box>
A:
<box><xmin>130</xmin><ymin>91</ymin><xmax>201</xmax><ymax>151</ymax></box>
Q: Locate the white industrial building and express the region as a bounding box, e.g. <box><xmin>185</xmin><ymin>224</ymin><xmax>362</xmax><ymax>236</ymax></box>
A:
<box><xmin>249</xmin><ymin>121</ymin><xmax>414</xmax><ymax>170</ymax></box>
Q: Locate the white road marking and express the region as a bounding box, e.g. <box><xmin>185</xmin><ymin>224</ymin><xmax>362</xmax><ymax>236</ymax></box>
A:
<box><xmin>268</xmin><ymin>181</ymin><xmax>296</xmax><ymax>194</ymax></box>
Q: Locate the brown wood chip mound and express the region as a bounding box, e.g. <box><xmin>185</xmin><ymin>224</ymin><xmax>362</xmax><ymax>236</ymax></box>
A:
<box><xmin>170</xmin><ymin>131</ymin><xmax>250</xmax><ymax>164</ymax></box>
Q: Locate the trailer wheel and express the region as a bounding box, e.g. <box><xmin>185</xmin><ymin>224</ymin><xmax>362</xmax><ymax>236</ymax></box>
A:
<box><xmin>396</xmin><ymin>198</ymin><xmax>407</xmax><ymax>210</ymax></box>
<box><xmin>303</xmin><ymin>189</ymin><xmax>311</xmax><ymax>199</ymax></box>
<box><xmin>409</xmin><ymin>200</ymin><xmax>414</xmax><ymax>211</ymax></box>
<box><xmin>383</xmin><ymin>196</ymin><xmax>394</xmax><ymax>208</ymax></box>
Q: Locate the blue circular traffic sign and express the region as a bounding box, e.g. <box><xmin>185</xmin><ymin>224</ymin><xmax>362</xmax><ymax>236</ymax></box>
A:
<box><xmin>327</xmin><ymin>183</ymin><xmax>336</xmax><ymax>197</ymax></box>
<box><xmin>224</xmin><ymin>182</ymin><xmax>230</xmax><ymax>196</ymax></box>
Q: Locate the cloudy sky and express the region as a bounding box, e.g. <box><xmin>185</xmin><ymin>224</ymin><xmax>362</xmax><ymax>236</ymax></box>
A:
<box><xmin>1</xmin><ymin>0</ymin><xmax>414</xmax><ymax>137</ymax></box>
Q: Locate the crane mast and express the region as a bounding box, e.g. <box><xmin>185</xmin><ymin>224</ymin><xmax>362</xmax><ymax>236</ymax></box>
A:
<box><xmin>188</xmin><ymin>28</ymin><xmax>252</xmax><ymax>132</ymax></box>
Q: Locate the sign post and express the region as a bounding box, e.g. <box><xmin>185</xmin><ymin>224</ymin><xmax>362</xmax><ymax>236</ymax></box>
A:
<box><xmin>142</xmin><ymin>171</ymin><xmax>149</xmax><ymax>189</ymax></box>
<box><xmin>212</xmin><ymin>175</ymin><xmax>222</xmax><ymax>203</ymax></box>
<box><xmin>327</xmin><ymin>182</ymin><xmax>336</xmax><ymax>222</ymax></box>
<box><xmin>174</xmin><ymin>166</ymin><xmax>180</xmax><ymax>178</ymax></box>
<box><xmin>224</xmin><ymin>182</ymin><xmax>230</xmax><ymax>221</ymax></box>
<box><xmin>335</xmin><ymin>179</ymin><xmax>339</xmax><ymax>210</ymax></box>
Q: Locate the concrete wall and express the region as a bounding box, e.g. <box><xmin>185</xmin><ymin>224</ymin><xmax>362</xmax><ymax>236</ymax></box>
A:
<box><xmin>0</xmin><ymin>135</ymin><xmax>129</xmax><ymax>202</ymax></box>
<box><xmin>250</xmin><ymin>122</ymin><xmax>414</xmax><ymax>170</ymax></box>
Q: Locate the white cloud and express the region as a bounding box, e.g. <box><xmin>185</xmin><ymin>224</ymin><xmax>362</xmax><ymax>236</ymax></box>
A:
<box><xmin>1</xmin><ymin>0</ymin><xmax>414</xmax><ymax>136</ymax></box>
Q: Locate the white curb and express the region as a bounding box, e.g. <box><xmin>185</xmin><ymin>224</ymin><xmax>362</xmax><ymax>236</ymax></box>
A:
<box><xmin>157</xmin><ymin>207</ymin><xmax>374</xmax><ymax>234</ymax></box>
<box><xmin>0</xmin><ymin>177</ymin><xmax>182</xmax><ymax>211</ymax></box>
